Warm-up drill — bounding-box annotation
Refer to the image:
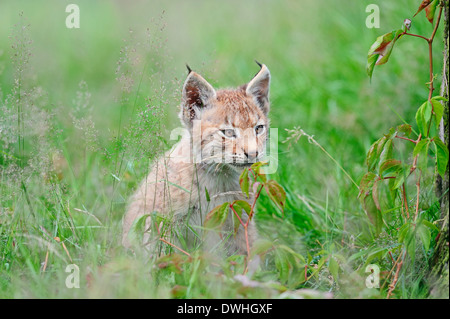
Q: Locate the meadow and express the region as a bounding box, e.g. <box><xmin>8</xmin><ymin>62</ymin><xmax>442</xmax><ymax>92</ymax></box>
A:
<box><xmin>0</xmin><ymin>0</ymin><xmax>446</xmax><ymax>298</ymax></box>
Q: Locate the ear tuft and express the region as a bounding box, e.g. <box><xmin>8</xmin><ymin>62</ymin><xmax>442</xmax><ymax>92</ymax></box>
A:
<box><xmin>186</xmin><ymin>64</ymin><xmax>192</xmax><ymax>74</ymax></box>
<box><xmin>246</xmin><ymin>63</ymin><xmax>270</xmax><ymax>114</ymax></box>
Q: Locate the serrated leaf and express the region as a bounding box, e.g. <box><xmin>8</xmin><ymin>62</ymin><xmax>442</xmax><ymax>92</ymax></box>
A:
<box><xmin>231</xmin><ymin>200</ymin><xmax>251</xmax><ymax>235</ymax></box>
<box><xmin>379</xmin><ymin>159</ymin><xmax>402</xmax><ymax>178</ymax></box>
<box><xmin>416</xmin><ymin>101</ymin><xmax>432</xmax><ymax>137</ymax></box>
<box><xmin>265</xmin><ymin>180</ymin><xmax>287</xmax><ymax>212</ymax></box>
<box><xmin>414</xmin><ymin>138</ymin><xmax>431</xmax><ymax>171</ymax></box>
<box><xmin>204</xmin><ymin>202</ymin><xmax>229</xmax><ymax>230</ymax></box>
<box><xmin>372</xmin><ymin>178</ymin><xmax>381</xmax><ymax>210</ymax></box>
<box><xmin>396</xmin><ymin>124</ymin><xmax>412</xmax><ymax>137</ymax></box>
<box><xmin>424</xmin><ymin>100</ymin><xmax>432</xmax><ymax>123</ymax></box>
<box><xmin>362</xmin><ymin>192</ymin><xmax>383</xmax><ymax>235</ymax></box>
<box><xmin>431</xmin><ymin>96</ymin><xmax>448</xmax><ymax>102</ymax></box>
<box><xmin>424</xmin><ymin>0</ymin><xmax>439</xmax><ymax>24</ymax></box>
<box><xmin>417</xmin><ymin>224</ymin><xmax>431</xmax><ymax>251</ymax></box>
<box><xmin>433</xmin><ymin>138</ymin><xmax>449</xmax><ymax>178</ymax></box>
<box><xmin>231</xmin><ymin>200</ymin><xmax>251</xmax><ymax>215</ymax></box>
<box><xmin>398</xmin><ymin>223</ymin><xmax>411</xmax><ymax>243</ymax></box>
<box><xmin>392</xmin><ymin>169</ymin><xmax>406</xmax><ymax>189</ymax></box>
<box><xmin>359</xmin><ymin>172</ymin><xmax>377</xmax><ymax>198</ymax></box>
<box><xmin>367</xmin><ymin>30</ymin><xmax>403</xmax><ymax>79</ymax></box>
<box><xmin>431</xmin><ymin>99</ymin><xmax>444</xmax><ymax>127</ymax></box>
<box><xmin>413</xmin><ymin>138</ymin><xmax>430</xmax><ymax>157</ymax></box>
<box><xmin>376</xmin><ymin>135</ymin><xmax>390</xmax><ymax>158</ymax></box>
<box><xmin>379</xmin><ymin>139</ymin><xmax>394</xmax><ymax>165</ymax></box>
<box><xmin>406</xmin><ymin>235</ymin><xmax>416</xmax><ymax>262</ymax></box>
<box><xmin>239</xmin><ymin>168</ymin><xmax>249</xmax><ymax>198</ymax></box>
<box><xmin>250</xmin><ymin>161</ymin><xmax>266</xmax><ymax>173</ymax></box>
<box><xmin>366</xmin><ymin>140</ymin><xmax>380</xmax><ymax>170</ymax></box>
<box><xmin>413</xmin><ymin>0</ymin><xmax>433</xmax><ymax>17</ymax></box>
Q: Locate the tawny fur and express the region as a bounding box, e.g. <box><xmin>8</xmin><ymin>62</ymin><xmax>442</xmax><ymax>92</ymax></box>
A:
<box><xmin>122</xmin><ymin>64</ymin><xmax>271</xmax><ymax>256</ymax></box>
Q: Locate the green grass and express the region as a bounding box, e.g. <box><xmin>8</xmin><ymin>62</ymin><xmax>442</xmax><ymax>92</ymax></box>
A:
<box><xmin>0</xmin><ymin>0</ymin><xmax>446</xmax><ymax>298</ymax></box>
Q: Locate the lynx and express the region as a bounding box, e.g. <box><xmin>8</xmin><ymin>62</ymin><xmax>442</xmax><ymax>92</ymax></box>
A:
<box><xmin>122</xmin><ymin>62</ymin><xmax>271</xmax><ymax>256</ymax></box>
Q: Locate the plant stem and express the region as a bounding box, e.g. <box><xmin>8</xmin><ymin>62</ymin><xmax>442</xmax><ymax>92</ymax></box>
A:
<box><xmin>394</xmin><ymin>135</ymin><xmax>417</xmax><ymax>144</ymax></box>
<box><xmin>401</xmin><ymin>184</ymin><xmax>410</xmax><ymax>219</ymax></box>
<box><xmin>248</xmin><ymin>184</ymin><xmax>263</xmax><ymax>222</ymax></box>
<box><xmin>159</xmin><ymin>238</ymin><xmax>191</xmax><ymax>257</ymax></box>
<box><xmin>403</xmin><ymin>32</ymin><xmax>429</xmax><ymax>41</ymax></box>
<box><xmin>386</xmin><ymin>250</ymin><xmax>406</xmax><ymax>299</ymax></box>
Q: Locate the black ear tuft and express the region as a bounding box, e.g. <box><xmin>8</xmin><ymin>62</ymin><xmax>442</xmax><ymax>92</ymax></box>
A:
<box><xmin>186</xmin><ymin>64</ymin><xmax>193</xmax><ymax>74</ymax></box>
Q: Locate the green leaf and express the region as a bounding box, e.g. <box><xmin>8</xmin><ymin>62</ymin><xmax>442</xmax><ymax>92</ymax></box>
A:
<box><xmin>433</xmin><ymin>138</ymin><xmax>449</xmax><ymax>178</ymax></box>
<box><xmin>414</xmin><ymin>138</ymin><xmax>431</xmax><ymax>171</ymax></box>
<box><xmin>406</xmin><ymin>235</ymin><xmax>416</xmax><ymax>262</ymax></box>
<box><xmin>379</xmin><ymin>159</ymin><xmax>402</xmax><ymax>178</ymax></box>
<box><xmin>424</xmin><ymin>101</ymin><xmax>432</xmax><ymax>123</ymax></box>
<box><xmin>230</xmin><ymin>200</ymin><xmax>251</xmax><ymax>235</ymax></box>
<box><xmin>265</xmin><ymin>180</ymin><xmax>287</xmax><ymax>212</ymax></box>
<box><xmin>425</xmin><ymin>0</ymin><xmax>439</xmax><ymax>24</ymax></box>
<box><xmin>416</xmin><ymin>101</ymin><xmax>432</xmax><ymax>137</ymax></box>
<box><xmin>398</xmin><ymin>223</ymin><xmax>416</xmax><ymax>261</ymax></box>
<box><xmin>367</xmin><ymin>30</ymin><xmax>403</xmax><ymax>79</ymax></box>
<box><xmin>417</xmin><ymin>224</ymin><xmax>431</xmax><ymax>252</ymax></box>
<box><xmin>413</xmin><ymin>0</ymin><xmax>433</xmax><ymax>18</ymax></box>
<box><xmin>396</xmin><ymin>124</ymin><xmax>412</xmax><ymax>137</ymax></box>
<box><xmin>372</xmin><ymin>178</ymin><xmax>381</xmax><ymax>210</ymax></box>
<box><xmin>127</xmin><ymin>213</ymin><xmax>151</xmax><ymax>246</ymax></box>
<box><xmin>359</xmin><ymin>172</ymin><xmax>377</xmax><ymax>198</ymax></box>
<box><xmin>431</xmin><ymin>96</ymin><xmax>449</xmax><ymax>101</ymax></box>
<box><xmin>204</xmin><ymin>202</ymin><xmax>229</xmax><ymax>230</ymax></box>
<box><xmin>204</xmin><ymin>187</ymin><xmax>210</xmax><ymax>202</ymax></box>
<box><xmin>366</xmin><ymin>140</ymin><xmax>380</xmax><ymax>170</ymax></box>
<box><xmin>379</xmin><ymin>139</ymin><xmax>394</xmax><ymax>165</ymax></box>
<box><xmin>389</xmin><ymin>162</ymin><xmax>411</xmax><ymax>190</ymax></box>
<box><xmin>362</xmin><ymin>192</ymin><xmax>384</xmax><ymax>235</ymax></box>
<box><xmin>250</xmin><ymin>161</ymin><xmax>267</xmax><ymax>175</ymax></box>
<box><xmin>239</xmin><ymin>168</ymin><xmax>249</xmax><ymax>198</ymax></box>
<box><xmin>274</xmin><ymin>249</ymin><xmax>290</xmax><ymax>283</ymax></box>
<box><xmin>431</xmin><ymin>99</ymin><xmax>444</xmax><ymax>127</ymax></box>
<box><xmin>413</xmin><ymin>138</ymin><xmax>430</xmax><ymax>157</ymax></box>
<box><xmin>422</xmin><ymin>219</ymin><xmax>440</xmax><ymax>232</ymax></box>
<box><xmin>398</xmin><ymin>222</ymin><xmax>411</xmax><ymax>243</ymax></box>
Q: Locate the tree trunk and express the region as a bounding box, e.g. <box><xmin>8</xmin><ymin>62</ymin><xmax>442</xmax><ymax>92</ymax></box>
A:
<box><xmin>430</xmin><ymin>0</ymin><xmax>449</xmax><ymax>299</ymax></box>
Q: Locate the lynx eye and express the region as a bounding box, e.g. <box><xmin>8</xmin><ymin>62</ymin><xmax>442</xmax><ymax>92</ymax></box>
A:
<box><xmin>255</xmin><ymin>125</ymin><xmax>265</xmax><ymax>135</ymax></box>
<box><xmin>220</xmin><ymin>129</ymin><xmax>237</xmax><ymax>138</ymax></box>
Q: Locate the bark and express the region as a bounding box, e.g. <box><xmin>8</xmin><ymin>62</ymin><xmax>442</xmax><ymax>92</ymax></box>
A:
<box><xmin>430</xmin><ymin>0</ymin><xmax>449</xmax><ymax>299</ymax></box>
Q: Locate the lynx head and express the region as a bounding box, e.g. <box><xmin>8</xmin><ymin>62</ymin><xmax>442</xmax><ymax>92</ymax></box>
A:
<box><xmin>179</xmin><ymin>62</ymin><xmax>271</xmax><ymax>172</ymax></box>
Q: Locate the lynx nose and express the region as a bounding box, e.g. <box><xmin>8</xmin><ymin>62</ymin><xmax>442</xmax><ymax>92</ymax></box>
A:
<box><xmin>244</xmin><ymin>150</ymin><xmax>259</xmax><ymax>162</ymax></box>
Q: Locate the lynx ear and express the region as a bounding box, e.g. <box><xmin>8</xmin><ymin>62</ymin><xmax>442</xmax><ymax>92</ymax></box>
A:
<box><xmin>246</xmin><ymin>62</ymin><xmax>270</xmax><ymax>114</ymax></box>
<box><xmin>181</xmin><ymin>70</ymin><xmax>216</xmax><ymax>126</ymax></box>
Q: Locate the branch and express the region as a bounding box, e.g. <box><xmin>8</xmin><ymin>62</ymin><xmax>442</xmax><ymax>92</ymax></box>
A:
<box><xmin>395</xmin><ymin>135</ymin><xmax>418</xmax><ymax>144</ymax></box>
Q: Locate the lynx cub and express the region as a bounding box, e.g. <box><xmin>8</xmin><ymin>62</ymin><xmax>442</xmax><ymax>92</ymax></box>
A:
<box><xmin>122</xmin><ymin>62</ymin><xmax>271</xmax><ymax>255</ymax></box>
